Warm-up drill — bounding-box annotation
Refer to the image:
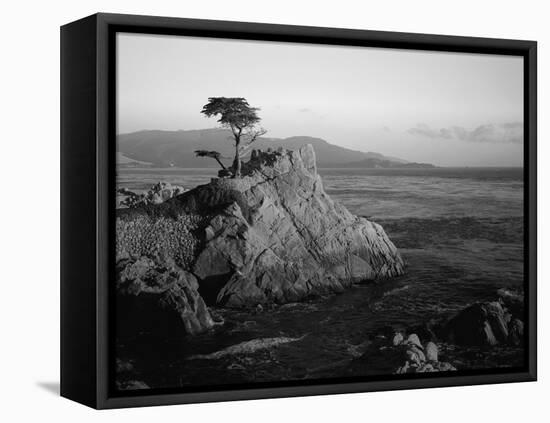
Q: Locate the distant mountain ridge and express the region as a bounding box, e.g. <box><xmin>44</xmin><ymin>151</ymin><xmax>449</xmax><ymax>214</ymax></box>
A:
<box><xmin>344</xmin><ymin>158</ymin><xmax>436</xmax><ymax>169</ymax></box>
<box><xmin>116</xmin><ymin>152</ymin><xmax>153</xmax><ymax>167</ymax></box>
<box><xmin>117</xmin><ymin>128</ymin><xmax>434</xmax><ymax>168</ymax></box>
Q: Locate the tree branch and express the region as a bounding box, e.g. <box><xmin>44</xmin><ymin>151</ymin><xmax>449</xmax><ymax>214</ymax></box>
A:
<box><xmin>194</xmin><ymin>150</ymin><xmax>227</xmax><ymax>170</ymax></box>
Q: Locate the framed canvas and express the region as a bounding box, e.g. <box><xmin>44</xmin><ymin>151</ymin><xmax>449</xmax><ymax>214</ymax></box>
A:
<box><xmin>60</xmin><ymin>13</ymin><xmax>537</xmax><ymax>409</ymax></box>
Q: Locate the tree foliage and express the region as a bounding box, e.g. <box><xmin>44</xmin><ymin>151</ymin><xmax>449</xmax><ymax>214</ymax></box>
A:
<box><xmin>200</xmin><ymin>97</ymin><xmax>266</xmax><ymax>178</ymax></box>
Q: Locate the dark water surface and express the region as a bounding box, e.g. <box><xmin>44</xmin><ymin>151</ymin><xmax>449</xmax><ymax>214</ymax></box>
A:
<box><xmin>116</xmin><ymin>167</ymin><xmax>525</xmax><ymax>388</ymax></box>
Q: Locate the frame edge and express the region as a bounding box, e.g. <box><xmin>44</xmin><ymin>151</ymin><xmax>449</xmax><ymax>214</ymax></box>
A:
<box><xmin>86</xmin><ymin>12</ymin><xmax>538</xmax><ymax>409</ymax></box>
<box><xmin>60</xmin><ymin>13</ymin><xmax>100</xmax><ymax>409</ymax></box>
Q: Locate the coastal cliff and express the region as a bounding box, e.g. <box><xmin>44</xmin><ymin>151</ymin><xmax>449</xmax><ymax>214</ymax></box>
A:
<box><xmin>116</xmin><ymin>145</ymin><xmax>405</xmax><ymax>334</ymax></box>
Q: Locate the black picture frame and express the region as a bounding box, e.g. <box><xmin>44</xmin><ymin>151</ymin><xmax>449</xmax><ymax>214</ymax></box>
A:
<box><xmin>60</xmin><ymin>12</ymin><xmax>537</xmax><ymax>409</ymax></box>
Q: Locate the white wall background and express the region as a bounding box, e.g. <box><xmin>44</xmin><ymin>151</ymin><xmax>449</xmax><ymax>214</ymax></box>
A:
<box><xmin>0</xmin><ymin>0</ymin><xmax>546</xmax><ymax>421</ymax></box>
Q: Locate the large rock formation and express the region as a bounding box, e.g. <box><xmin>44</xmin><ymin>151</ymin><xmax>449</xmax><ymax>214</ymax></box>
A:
<box><xmin>116</xmin><ymin>145</ymin><xmax>405</xmax><ymax>331</ymax></box>
<box><xmin>116</xmin><ymin>256</ymin><xmax>217</xmax><ymax>335</ymax></box>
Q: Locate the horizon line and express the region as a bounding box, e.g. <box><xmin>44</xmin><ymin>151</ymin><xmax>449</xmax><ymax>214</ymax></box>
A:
<box><xmin>117</xmin><ymin>127</ymin><xmax>524</xmax><ymax>168</ymax></box>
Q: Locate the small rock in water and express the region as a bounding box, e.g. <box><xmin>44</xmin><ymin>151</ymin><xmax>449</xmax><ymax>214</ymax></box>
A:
<box><xmin>508</xmin><ymin>318</ymin><xmax>524</xmax><ymax>346</ymax></box>
<box><xmin>357</xmin><ymin>327</ymin><xmax>458</xmax><ymax>375</ymax></box>
<box><xmin>497</xmin><ymin>287</ymin><xmax>524</xmax><ymax>317</ymax></box>
<box><xmin>116</xmin><ymin>358</ymin><xmax>134</xmax><ymax>373</ymax></box>
<box><xmin>406</xmin><ymin>334</ymin><xmax>423</xmax><ymax>349</ymax></box>
<box><xmin>485</xmin><ymin>302</ymin><xmax>509</xmax><ymax>342</ymax></box>
<box><xmin>347</xmin><ymin>342</ymin><xmax>372</xmax><ymax>358</ymax></box>
<box><xmin>443</xmin><ymin>301</ymin><xmax>509</xmax><ymax>346</ymax></box>
<box><xmin>395</xmin><ymin>361</ymin><xmax>410</xmax><ymax>374</ymax></box>
<box><xmin>392</xmin><ymin>332</ymin><xmax>404</xmax><ymax>346</ymax></box>
<box><xmin>482</xmin><ymin>321</ymin><xmax>498</xmax><ymax>346</ymax></box>
<box><xmin>407</xmin><ymin>345</ymin><xmax>426</xmax><ymax>364</ymax></box>
<box><xmin>118</xmin><ymin>181</ymin><xmax>186</xmax><ymax>208</ymax></box>
<box><xmin>433</xmin><ymin>361</ymin><xmax>457</xmax><ymax>372</ymax></box>
<box><xmin>416</xmin><ymin>363</ymin><xmax>435</xmax><ymax>373</ymax></box>
<box><xmin>116</xmin><ymin>380</ymin><xmax>150</xmax><ymax>390</ymax></box>
<box><xmin>425</xmin><ymin>342</ymin><xmax>438</xmax><ymax>362</ymax></box>
<box><xmin>227</xmin><ymin>363</ymin><xmax>246</xmax><ymax>371</ymax></box>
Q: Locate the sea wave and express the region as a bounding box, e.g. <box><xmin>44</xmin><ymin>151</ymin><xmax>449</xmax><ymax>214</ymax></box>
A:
<box><xmin>187</xmin><ymin>335</ymin><xmax>307</xmax><ymax>360</ymax></box>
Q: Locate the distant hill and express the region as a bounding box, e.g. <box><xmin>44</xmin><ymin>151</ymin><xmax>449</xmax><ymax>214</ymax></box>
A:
<box><xmin>343</xmin><ymin>158</ymin><xmax>436</xmax><ymax>169</ymax></box>
<box><xmin>117</xmin><ymin>128</ymin><xmax>434</xmax><ymax>168</ymax></box>
<box><xmin>116</xmin><ymin>152</ymin><xmax>153</xmax><ymax>168</ymax></box>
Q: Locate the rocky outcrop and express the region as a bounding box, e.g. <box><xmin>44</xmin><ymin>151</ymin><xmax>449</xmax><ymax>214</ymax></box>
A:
<box><xmin>350</xmin><ymin>288</ymin><xmax>525</xmax><ymax>375</ymax></box>
<box><xmin>115</xmin><ymin>145</ymin><xmax>404</xmax><ymax>332</ymax></box>
<box><xmin>116</xmin><ymin>256</ymin><xmax>217</xmax><ymax>335</ymax></box>
<box><xmin>117</xmin><ymin>182</ymin><xmax>186</xmax><ymax>208</ymax></box>
<box><xmin>508</xmin><ymin>319</ymin><xmax>525</xmax><ymax>346</ymax></box>
<box><xmin>354</xmin><ymin>331</ymin><xmax>457</xmax><ymax>375</ymax></box>
<box><xmin>158</xmin><ymin>145</ymin><xmax>403</xmax><ymax>307</ymax></box>
<box><xmin>206</xmin><ymin>146</ymin><xmax>403</xmax><ymax>306</ymax></box>
<box><xmin>441</xmin><ymin>289</ymin><xmax>525</xmax><ymax>347</ymax></box>
<box><xmin>497</xmin><ymin>288</ymin><xmax>524</xmax><ymax>318</ymax></box>
<box><xmin>393</xmin><ymin>333</ymin><xmax>456</xmax><ymax>374</ymax></box>
<box><xmin>443</xmin><ymin>302</ymin><xmax>508</xmax><ymax>346</ymax></box>
<box><xmin>115</xmin><ymin>359</ymin><xmax>150</xmax><ymax>391</ymax></box>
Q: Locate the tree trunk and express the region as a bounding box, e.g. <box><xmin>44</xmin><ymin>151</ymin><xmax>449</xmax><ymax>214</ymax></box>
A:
<box><xmin>215</xmin><ymin>157</ymin><xmax>226</xmax><ymax>170</ymax></box>
<box><xmin>233</xmin><ymin>138</ymin><xmax>241</xmax><ymax>178</ymax></box>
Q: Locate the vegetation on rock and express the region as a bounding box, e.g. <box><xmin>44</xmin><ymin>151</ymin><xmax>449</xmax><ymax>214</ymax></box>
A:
<box><xmin>116</xmin><ymin>214</ymin><xmax>201</xmax><ymax>268</ymax></box>
<box><xmin>199</xmin><ymin>97</ymin><xmax>267</xmax><ymax>178</ymax></box>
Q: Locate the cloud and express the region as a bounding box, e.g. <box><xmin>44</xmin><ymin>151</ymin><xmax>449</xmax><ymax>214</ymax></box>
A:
<box><xmin>408</xmin><ymin>123</ymin><xmax>453</xmax><ymax>139</ymax></box>
<box><xmin>297</xmin><ymin>107</ymin><xmax>327</xmax><ymax>119</ymax></box>
<box><xmin>408</xmin><ymin>122</ymin><xmax>523</xmax><ymax>144</ymax></box>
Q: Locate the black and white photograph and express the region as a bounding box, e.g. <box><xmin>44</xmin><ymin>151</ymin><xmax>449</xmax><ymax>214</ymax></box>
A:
<box><xmin>113</xmin><ymin>32</ymin><xmax>528</xmax><ymax>392</ymax></box>
<box><xmin>3</xmin><ymin>0</ymin><xmax>548</xmax><ymax>419</ymax></box>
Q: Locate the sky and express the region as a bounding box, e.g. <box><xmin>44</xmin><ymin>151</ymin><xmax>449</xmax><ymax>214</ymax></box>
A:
<box><xmin>117</xmin><ymin>33</ymin><xmax>524</xmax><ymax>166</ymax></box>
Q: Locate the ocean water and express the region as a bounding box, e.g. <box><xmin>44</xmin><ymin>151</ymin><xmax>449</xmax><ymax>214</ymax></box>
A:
<box><xmin>116</xmin><ymin>167</ymin><xmax>525</xmax><ymax>388</ymax></box>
